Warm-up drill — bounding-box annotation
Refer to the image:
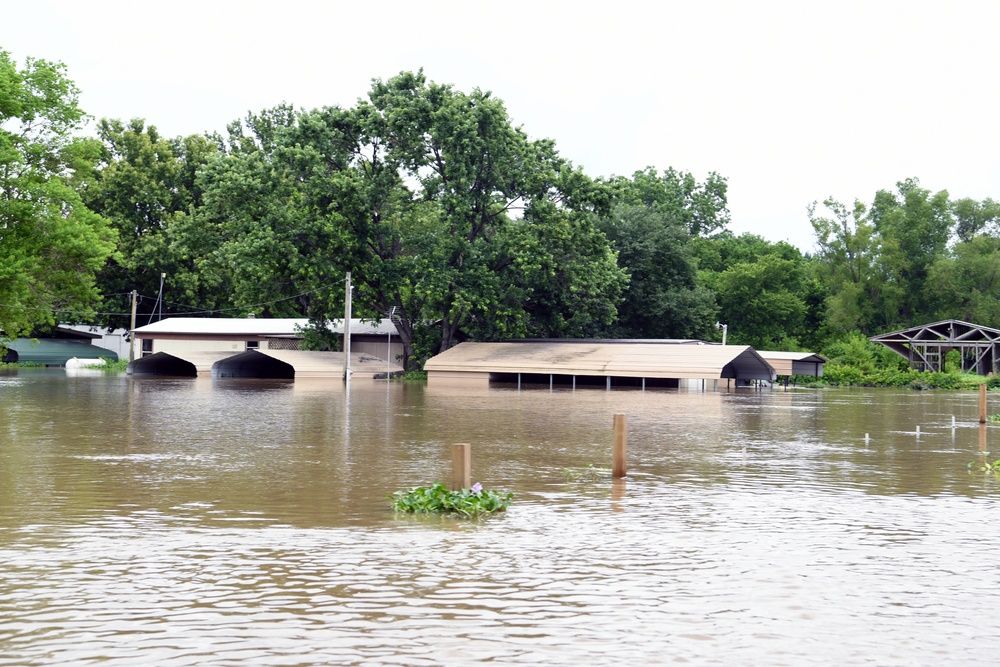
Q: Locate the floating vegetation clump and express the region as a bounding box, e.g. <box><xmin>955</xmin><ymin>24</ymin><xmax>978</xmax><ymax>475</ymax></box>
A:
<box><xmin>969</xmin><ymin>460</ymin><xmax>1000</xmax><ymax>474</ymax></box>
<box><xmin>563</xmin><ymin>463</ymin><xmax>611</xmax><ymax>483</ymax></box>
<box><xmin>83</xmin><ymin>357</ymin><xmax>128</xmax><ymax>372</ymax></box>
<box><xmin>389</xmin><ymin>482</ymin><xmax>513</xmax><ymax>517</ymax></box>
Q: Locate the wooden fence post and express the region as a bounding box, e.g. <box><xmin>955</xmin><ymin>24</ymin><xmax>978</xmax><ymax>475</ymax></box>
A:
<box><xmin>981</xmin><ymin>384</ymin><xmax>988</xmax><ymax>424</ymax></box>
<box><xmin>613</xmin><ymin>414</ymin><xmax>627</xmax><ymax>479</ymax></box>
<box><xmin>451</xmin><ymin>443</ymin><xmax>471</xmax><ymax>490</ymax></box>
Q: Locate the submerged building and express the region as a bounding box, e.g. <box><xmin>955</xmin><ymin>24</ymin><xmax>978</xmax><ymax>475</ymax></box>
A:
<box><xmin>424</xmin><ymin>340</ymin><xmax>779</xmax><ymax>390</ymax></box>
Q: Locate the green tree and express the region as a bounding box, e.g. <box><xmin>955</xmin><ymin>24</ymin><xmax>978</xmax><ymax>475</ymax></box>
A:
<box><xmin>694</xmin><ymin>232</ymin><xmax>813</xmax><ymax>349</ymax></box>
<box><xmin>808</xmin><ymin>197</ymin><xmax>879</xmax><ymax>333</ymax></box>
<box><xmin>84</xmin><ymin>118</ymin><xmax>220</xmax><ymax>329</ymax></box>
<box><xmin>706</xmin><ymin>252</ymin><xmax>807</xmax><ymax>350</ymax></box>
<box><xmin>0</xmin><ymin>49</ymin><xmax>116</xmax><ymax>340</ymax></box>
<box><xmin>596</xmin><ymin>203</ymin><xmax>716</xmax><ymax>339</ymax></box>
<box><xmin>603</xmin><ymin>167</ymin><xmax>730</xmax><ymax>237</ymax></box>
<box><xmin>925</xmin><ymin>234</ymin><xmax>1000</xmax><ymax>324</ymax></box>
<box><xmin>199</xmin><ymin>72</ymin><xmax>626</xmax><ymax>368</ymax></box>
<box><xmin>588</xmin><ymin>168</ymin><xmax>729</xmax><ymax>340</ymax></box>
<box><xmin>952</xmin><ymin>196</ymin><xmax>1000</xmax><ymax>243</ymax></box>
<box><xmin>869</xmin><ymin>178</ymin><xmax>952</xmax><ymax>325</ymax></box>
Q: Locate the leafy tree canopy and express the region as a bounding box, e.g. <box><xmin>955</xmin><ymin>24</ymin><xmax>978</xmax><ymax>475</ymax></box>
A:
<box><xmin>0</xmin><ymin>49</ymin><xmax>115</xmax><ymax>340</ymax></box>
<box><xmin>195</xmin><ymin>71</ymin><xmax>627</xmax><ymax>367</ymax></box>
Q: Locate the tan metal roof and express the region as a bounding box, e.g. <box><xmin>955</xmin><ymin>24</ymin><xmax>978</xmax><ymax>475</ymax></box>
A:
<box><xmin>425</xmin><ymin>341</ymin><xmax>775</xmax><ymax>381</ymax></box>
<box><xmin>757</xmin><ymin>351</ymin><xmax>827</xmax><ymax>377</ymax></box>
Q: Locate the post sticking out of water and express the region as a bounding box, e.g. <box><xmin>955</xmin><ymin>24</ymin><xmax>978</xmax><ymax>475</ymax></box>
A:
<box><xmin>953</xmin><ymin>415</ymin><xmax>957</xmax><ymax>429</ymax></box>
<box><xmin>916</xmin><ymin>425</ymin><xmax>921</xmax><ymax>437</ymax></box>
<box><xmin>613</xmin><ymin>414</ymin><xmax>627</xmax><ymax>479</ymax></box>
<box><xmin>451</xmin><ymin>443</ymin><xmax>471</xmax><ymax>491</ymax></box>
<box><xmin>980</xmin><ymin>384</ymin><xmax>988</xmax><ymax>424</ymax></box>
<box><xmin>343</xmin><ymin>271</ymin><xmax>353</xmax><ymax>381</ymax></box>
<box><xmin>865</xmin><ymin>433</ymin><xmax>870</xmax><ymax>444</ymax></box>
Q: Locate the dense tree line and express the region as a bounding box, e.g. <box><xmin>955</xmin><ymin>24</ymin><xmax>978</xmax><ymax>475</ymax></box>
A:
<box><xmin>3</xmin><ymin>49</ymin><xmax>999</xmax><ymax>371</ymax></box>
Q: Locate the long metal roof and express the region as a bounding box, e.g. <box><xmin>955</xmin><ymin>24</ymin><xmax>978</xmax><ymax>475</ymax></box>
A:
<box><xmin>133</xmin><ymin>317</ymin><xmax>397</xmax><ymax>336</ymax></box>
<box><xmin>424</xmin><ymin>341</ymin><xmax>776</xmax><ymax>381</ymax></box>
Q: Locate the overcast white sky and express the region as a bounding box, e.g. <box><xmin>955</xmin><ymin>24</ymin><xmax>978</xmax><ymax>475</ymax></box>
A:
<box><xmin>4</xmin><ymin>0</ymin><xmax>998</xmax><ymax>251</ymax></box>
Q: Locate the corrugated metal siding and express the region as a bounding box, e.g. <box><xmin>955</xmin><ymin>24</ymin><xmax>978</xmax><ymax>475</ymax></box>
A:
<box><xmin>7</xmin><ymin>339</ymin><xmax>115</xmax><ymax>365</ymax></box>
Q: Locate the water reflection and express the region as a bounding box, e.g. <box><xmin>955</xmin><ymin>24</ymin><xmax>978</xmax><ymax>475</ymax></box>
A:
<box><xmin>3</xmin><ymin>373</ymin><xmax>1000</xmax><ymax>665</ymax></box>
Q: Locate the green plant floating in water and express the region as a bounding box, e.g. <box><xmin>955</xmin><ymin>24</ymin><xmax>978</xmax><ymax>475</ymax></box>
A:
<box><xmin>988</xmin><ymin>414</ymin><xmax>1000</xmax><ymax>422</ymax></box>
<box><xmin>969</xmin><ymin>460</ymin><xmax>1000</xmax><ymax>473</ymax></box>
<box><xmin>389</xmin><ymin>482</ymin><xmax>513</xmax><ymax>517</ymax></box>
<box><xmin>83</xmin><ymin>357</ymin><xmax>129</xmax><ymax>372</ymax></box>
<box><xmin>563</xmin><ymin>463</ymin><xmax>611</xmax><ymax>482</ymax></box>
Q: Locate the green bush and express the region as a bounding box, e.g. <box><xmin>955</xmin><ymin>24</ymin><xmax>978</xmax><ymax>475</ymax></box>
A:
<box><xmin>821</xmin><ymin>364</ymin><xmax>865</xmax><ymax>386</ymax></box>
<box><xmin>84</xmin><ymin>357</ymin><xmax>128</xmax><ymax>372</ymax></box>
<box><xmin>822</xmin><ymin>331</ymin><xmax>882</xmax><ymax>373</ymax></box>
<box><xmin>819</xmin><ymin>364</ymin><xmax>989</xmax><ymax>390</ymax></box>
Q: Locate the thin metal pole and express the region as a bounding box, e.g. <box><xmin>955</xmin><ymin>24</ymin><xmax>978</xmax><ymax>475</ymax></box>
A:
<box><xmin>343</xmin><ymin>272</ymin><xmax>352</xmax><ymax>381</ymax></box>
<box><xmin>129</xmin><ymin>289</ymin><xmax>137</xmax><ymax>362</ymax></box>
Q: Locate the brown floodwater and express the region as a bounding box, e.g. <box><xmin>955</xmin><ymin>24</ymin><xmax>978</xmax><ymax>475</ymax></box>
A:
<box><xmin>3</xmin><ymin>368</ymin><xmax>1000</xmax><ymax>665</ymax></box>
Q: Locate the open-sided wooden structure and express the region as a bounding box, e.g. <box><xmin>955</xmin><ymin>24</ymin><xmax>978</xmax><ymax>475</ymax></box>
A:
<box><xmin>869</xmin><ymin>319</ymin><xmax>1000</xmax><ymax>374</ymax></box>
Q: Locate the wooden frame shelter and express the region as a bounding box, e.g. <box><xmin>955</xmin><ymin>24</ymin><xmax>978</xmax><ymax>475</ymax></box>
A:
<box><xmin>869</xmin><ymin>319</ymin><xmax>1000</xmax><ymax>374</ymax></box>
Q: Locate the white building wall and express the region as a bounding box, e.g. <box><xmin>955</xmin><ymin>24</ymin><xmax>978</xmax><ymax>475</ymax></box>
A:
<box><xmin>151</xmin><ymin>339</ymin><xmax>251</xmax><ymax>355</ymax></box>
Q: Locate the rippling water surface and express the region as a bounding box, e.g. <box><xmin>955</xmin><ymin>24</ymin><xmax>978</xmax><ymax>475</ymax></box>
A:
<box><xmin>3</xmin><ymin>369</ymin><xmax>1000</xmax><ymax>665</ymax></box>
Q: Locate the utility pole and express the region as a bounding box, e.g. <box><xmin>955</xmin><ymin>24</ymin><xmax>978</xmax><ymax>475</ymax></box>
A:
<box><xmin>343</xmin><ymin>272</ymin><xmax>352</xmax><ymax>381</ymax></box>
<box><xmin>387</xmin><ymin>306</ymin><xmax>398</xmax><ymax>380</ymax></box>
<box><xmin>158</xmin><ymin>273</ymin><xmax>166</xmax><ymax>321</ymax></box>
<box><xmin>129</xmin><ymin>289</ymin><xmax>138</xmax><ymax>362</ymax></box>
